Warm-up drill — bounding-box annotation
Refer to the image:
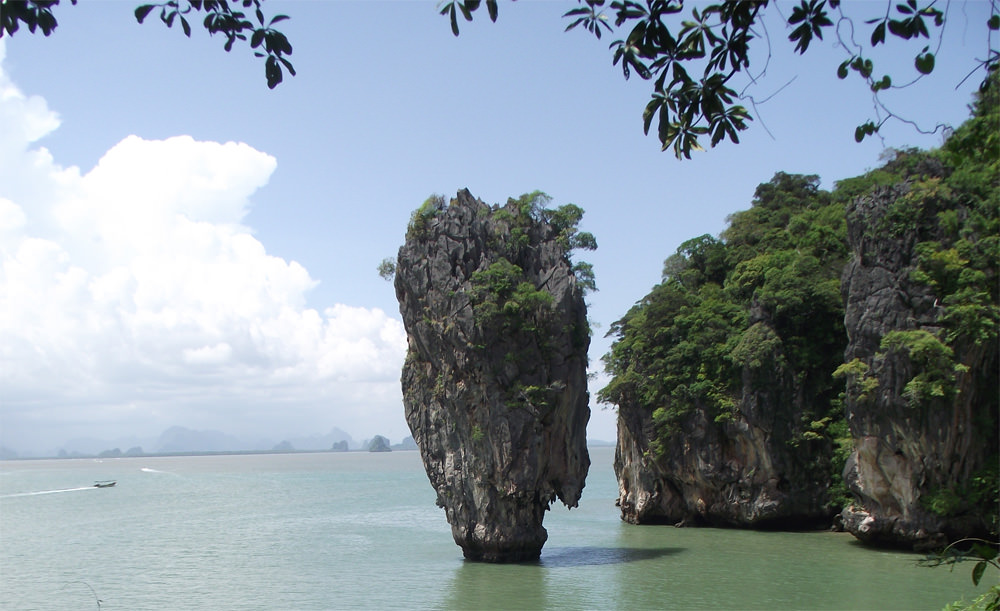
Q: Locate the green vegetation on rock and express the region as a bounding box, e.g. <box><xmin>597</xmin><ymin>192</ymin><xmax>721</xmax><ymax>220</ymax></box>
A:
<box><xmin>600</xmin><ymin>172</ymin><xmax>849</xmax><ymax>472</ymax></box>
<box><xmin>601</xmin><ymin>76</ymin><xmax>999</xmax><ymax>528</ymax></box>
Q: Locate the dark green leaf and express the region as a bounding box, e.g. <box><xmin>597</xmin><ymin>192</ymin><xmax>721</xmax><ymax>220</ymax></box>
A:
<box><xmin>788</xmin><ymin>2</ymin><xmax>809</xmax><ymax>24</ymax></box>
<box><xmin>658</xmin><ymin>106</ymin><xmax>672</xmax><ymax>147</ymax></box>
<box><xmin>711</xmin><ymin>122</ymin><xmax>725</xmax><ymax>147</ymax></box>
<box><xmin>642</xmin><ymin>96</ymin><xmax>663</xmax><ymax>136</ymax></box>
<box><xmin>973</xmin><ymin>543</ymin><xmax>998</xmax><ymax>561</ymax></box>
<box><xmin>134</xmin><ymin>5</ymin><xmax>155</xmax><ymax>23</ymax></box>
<box><xmin>861</xmin><ymin>59</ymin><xmax>873</xmax><ymax>78</ymax></box>
<box><xmin>870</xmin><ymin>74</ymin><xmax>891</xmax><ymax>91</ymax></box>
<box><xmin>972</xmin><ymin>561</ymin><xmax>986</xmax><ymax>586</ymax></box>
<box><xmin>251</xmin><ymin>30</ymin><xmax>264</xmax><ymax>48</ymax></box>
<box><xmin>459</xmin><ymin>1</ymin><xmax>473</xmax><ymax>22</ymax></box>
<box><xmin>989</xmin><ymin>15</ymin><xmax>1000</xmax><ymax>30</ymax></box>
<box><xmin>837</xmin><ymin>59</ymin><xmax>850</xmax><ymax>79</ymax></box>
<box><xmin>487</xmin><ymin>0</ymin><xmax>498</xmax><ymax>22</ymax></box>
<box><xmin>180</xmin><ymin>16</ymin><xmax>191</xmax><ymax>37</ymax></box>
<box><xmin>896</xmin><ymin>2</ymin><xmax>912</xmax><ymax>15</ymax></box>
<box><xmin>854</xmin><ymin>122</ymin><xmax>876</xmax><ymax>142</ymax></box>
<box><xmin>915</xmin><ymin>52</ymin><xmax>935</xmax><ymax>74</ymax></box>
<box><xmin>789</xmin><ymin>23</ymin><xmax>812</xmax><ymax>54</ymax></box>
<box><xmin>450</xmin><ymin>5</ymin><xmax>459</xmax><ymax>36</ymax></box>
<box><xmin>871</xmin><ymin>21</ymin><xmax>885</xmax><ymax>45</ymax></box>
<box><xmin>269</xmin><ymin>15</ymin><xmax>290</xmax><ymax>25</ymax></box>
<box><xmin>265</xmin><ymin>55</ymin><xmax>282</xmax><ymax>88</ymax></box>
<box><xmin>270</xmin><ymin>31</ymin><xmax>292</xmax><ymax>55</ymax></box>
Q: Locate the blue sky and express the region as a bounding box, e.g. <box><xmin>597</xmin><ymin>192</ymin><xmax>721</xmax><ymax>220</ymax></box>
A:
<box><xmin>0</xmin><ymin>0</ymin><xmax>993</xmax><ymax>454</ymax></box>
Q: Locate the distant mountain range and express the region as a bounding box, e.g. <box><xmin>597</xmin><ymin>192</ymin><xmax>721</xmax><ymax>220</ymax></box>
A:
<box><xmin>28</xmin><ymin>425</ymin><xmax>367</xmax><ymax>458</ymax></box>
<box><xmin>1</xmin><ymin>427</ymin><xmax>612</xmax><ymax>459</ymax></box>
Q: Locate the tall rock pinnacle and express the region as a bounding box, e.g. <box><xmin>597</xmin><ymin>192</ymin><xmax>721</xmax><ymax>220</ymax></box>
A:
<box><xmin>394</xmin><ymin>189</ymin><xmax>591</xmax><ymax>562</ymax></box>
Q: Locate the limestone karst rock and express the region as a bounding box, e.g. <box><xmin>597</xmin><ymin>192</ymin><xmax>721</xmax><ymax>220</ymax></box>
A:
<box><xmin>394</xmin><ymin>189</ymin><xmax>591</xmax><ymax>562</ymax></box>
<box><xmin>367</xmin><ymin>435</ymin><xmax>392</xmax><ymax>452</ymax></box>
<box><xmin>613</xmin><ymin>348</ymin><xmax>837</xmax><ymax>528</ymax></box>
<box><xmin>607</xmin><ymin>175</ymin><xmax>844</xmax><ymax>529</ymax></box>
<box><xmin>839</xmin><ymin>173</ymin><xmax>998</xmax><ymax>549</ymax></box>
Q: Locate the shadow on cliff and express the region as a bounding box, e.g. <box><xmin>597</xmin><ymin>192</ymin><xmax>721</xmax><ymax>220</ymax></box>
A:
<box><xmin>538</xmin><ymin>545</ymin><xmax>684</xmax><ymax>568</ymax></box>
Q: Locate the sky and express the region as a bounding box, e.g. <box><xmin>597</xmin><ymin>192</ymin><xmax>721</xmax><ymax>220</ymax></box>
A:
<box><xmin>0</xmin><ymin>0</ymin><xmax>993</xmax><ymax>455</ymax></box>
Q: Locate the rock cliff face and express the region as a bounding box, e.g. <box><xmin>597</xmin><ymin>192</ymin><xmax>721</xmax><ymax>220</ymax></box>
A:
<box><xmin>614</xmin><ymin>348</ymin><xmax>836</xmax><ymax>527</ymax></box>
<box><xmin>609</xmin><ymin>174</ymin><xmax>844</xmax><ymax>528</ymax></box>
<box><xmin>394</xmin><ymin>189</ymin><xmax>591</xmax><ymax>562</ymax></box>
<box><xmin>839</xmin><ymin>175</ymin><xmax>998</xmax><ymax>549</ymax></box>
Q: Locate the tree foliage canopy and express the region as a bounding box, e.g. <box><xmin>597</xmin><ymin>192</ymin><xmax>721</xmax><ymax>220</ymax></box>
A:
<box><xmin>442</xmin><ymin>0</ymin><xmax>1000</xmax><ymax>158</ymax></box>
<box><xmin>1</xmin><ymin>0</ymin><xmax>295</xmax><ymax>88</ymax></box>
<box><xmin>4</xmin><ymin>0</ymin><xmax>997</xmax><ymax>157</ymax></box>
<box><xmin>599</xmin><ymin>171</ymin><xmax>848</xmax><ymax>458</ymax></box>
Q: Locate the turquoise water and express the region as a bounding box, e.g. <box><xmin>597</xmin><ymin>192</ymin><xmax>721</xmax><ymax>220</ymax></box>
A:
<box><xmin>0</xmin><ymin>447</ymin><xmax>988</xmax><ymax>610</ymax></box>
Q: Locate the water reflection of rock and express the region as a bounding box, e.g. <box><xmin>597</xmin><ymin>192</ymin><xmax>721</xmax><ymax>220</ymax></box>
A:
<box><xmin>539</xmin><ymin>545</ymin><xmax>683</xmax><ymax>568</ymax></box>
<box><xmin>442</xmin><ymin>545</ymin><xmax>684</xmax><ymax>608</ymax></box>
<box><xmin>445</xmin><ymin>561</ymin><xmax>549</xmax><ymax>610</ymax></box>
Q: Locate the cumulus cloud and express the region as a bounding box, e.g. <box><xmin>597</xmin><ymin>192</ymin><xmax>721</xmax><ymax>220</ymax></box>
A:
<box><xmin>0</xmin><ymin>43</ymin><xmax>407</xmax><ymax>453</ymax></box>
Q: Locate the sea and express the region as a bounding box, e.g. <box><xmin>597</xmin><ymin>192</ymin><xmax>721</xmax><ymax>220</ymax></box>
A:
<box><xmin>0</xmin><ymin>446</ymin><xmax>988</xmax><ymax>610</ymax></box>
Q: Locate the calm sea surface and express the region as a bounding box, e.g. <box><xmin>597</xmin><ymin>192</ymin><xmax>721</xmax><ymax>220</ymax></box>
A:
<box><xmin>0</xmin><ymin>446</ymin><xmax>987</xmax><ymax>610</ymax></box>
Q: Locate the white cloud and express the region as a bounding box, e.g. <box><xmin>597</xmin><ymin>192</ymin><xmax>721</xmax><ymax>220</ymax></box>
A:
<box><xmin>183</xmin><ymin>343</ymin><xmax>234</xmax><ymax>366</ymax></box>
<box><xmin>0</xmin><ymin>43</ymin><xmax>407</xmax><ymax>454</ymax></box>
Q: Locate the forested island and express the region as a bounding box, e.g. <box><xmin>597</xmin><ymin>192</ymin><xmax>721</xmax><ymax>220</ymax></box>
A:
<box><xmin>600</xmin><ymin>77</ymin><xmax>997</xmax><ymax>553</ymax></box>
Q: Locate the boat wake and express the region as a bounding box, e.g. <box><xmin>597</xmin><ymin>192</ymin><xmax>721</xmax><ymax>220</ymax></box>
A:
<box><xmin>140</xmin><ymin>467</ymin><xmax>176</xmax><ymax>475</ymax></box>
<box><xmin>0</xmin><ymin>486</ymin><xmax>98</xmax><ymax>499</ymax></box>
